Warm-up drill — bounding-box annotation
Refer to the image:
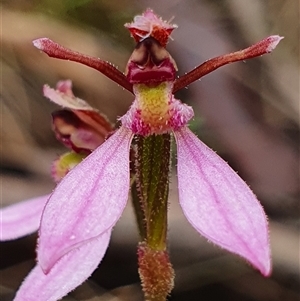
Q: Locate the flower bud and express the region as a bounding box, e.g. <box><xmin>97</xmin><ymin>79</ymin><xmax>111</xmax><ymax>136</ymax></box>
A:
<box><xmin>51</xmin><ymin>152</ymin><xmax>86</xmax><ymax>183</ymax></box>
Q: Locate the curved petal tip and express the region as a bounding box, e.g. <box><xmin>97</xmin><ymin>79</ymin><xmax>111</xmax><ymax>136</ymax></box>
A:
<box><xmin>175</xmin><ymin>127</ymin><xmax>271</xmax><ymax>276</ymax></box>
<box><xmin>14</xmin><ymin>231</ymin><xmax>111</xmax><ymax>301</ymax></box>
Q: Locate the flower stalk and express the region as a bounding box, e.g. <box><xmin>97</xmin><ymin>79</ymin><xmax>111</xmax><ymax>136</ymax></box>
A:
<box><xmin>135</xmin><ymin>134</ymin><xmax>171</xmax><ymax>250</ymax></box>
<box><xmin>134</xmin><ymin>133</ymin><xmax>174</xmax><ymax>299</ymax></box>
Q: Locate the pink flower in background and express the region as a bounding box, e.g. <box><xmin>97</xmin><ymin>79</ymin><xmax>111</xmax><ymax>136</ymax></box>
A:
<box><xmin>45</xmin><ymin>80</ymin><xmax>114</xmax><ymax>155</ymax></box>
<box><xmin>5</xmin><ymin>9</ymin><xmax>283</xmax><ymax>301</ymax></box>
<box><xmin>1</xmin><ymin>80</ymin><xmax>112</xmax><ymax>241</ymax></box>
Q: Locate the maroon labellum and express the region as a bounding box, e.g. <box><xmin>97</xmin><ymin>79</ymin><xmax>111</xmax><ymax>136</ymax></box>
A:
<box><xmin>125</xmin><ymin>37</ymin><xmax>177</xmax><ymax>84</ymax></box>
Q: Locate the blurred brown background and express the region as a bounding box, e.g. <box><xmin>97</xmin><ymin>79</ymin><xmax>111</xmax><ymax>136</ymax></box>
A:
<box><xmin>1</xmin><ymin>0</ymin><xmax>299</xmax><ymax>300</ymax></box>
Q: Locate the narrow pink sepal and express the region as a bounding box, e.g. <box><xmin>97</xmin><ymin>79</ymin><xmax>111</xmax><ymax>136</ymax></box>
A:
<box><xmin>0</xmin><ymin>194</ymin><xmax>50</xmax><ymax>241</ymax></box>
<box><xmin>14</xmin><ymin>231</ymin><xmax>111</xmax><ymax>301</ymax></box>
<box><xmin>174</xmin><ymin>127</ymin><xmax>271</xmax><ymax>276</ymax></box>
<box><xmin>38</xmin><ymin>126</ymin><xmax>133</xmax><ymax>273</ymax></box>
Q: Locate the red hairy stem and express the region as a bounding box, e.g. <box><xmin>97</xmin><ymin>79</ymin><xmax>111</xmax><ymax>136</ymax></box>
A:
<box><xmin>33</xmin><ymin>38</ymin><xmax>133</xmax><ymax>93</ymax></box>
<box><xmin>173</xmin><ymin>35</ymin><xmax>283</xmax><ymax>93</ymax></box>
<box><xmin>138</xmin><ymin>242</ymin><xmax>174</xmax><ymax>301</ymax></box>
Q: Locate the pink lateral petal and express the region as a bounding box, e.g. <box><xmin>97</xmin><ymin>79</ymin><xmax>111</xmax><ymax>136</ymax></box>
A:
<box><xmin>38</xmin><ymin>126</ymin><xmax>133</xmax><ymax>272</ymax></box>
<box><xmin>14</xmin><ymin>230</ymin><xmax>111</xmax><ymax>301</ymax></box>
<box><xmin>174</xmin><ymin>127</ymin><xmax>271</xmax><ymax>276</ymax></box>
<box><xmin>0</xmin><ymin>194</ymin><xmax>50</xmax><ymax>241</ymax></box>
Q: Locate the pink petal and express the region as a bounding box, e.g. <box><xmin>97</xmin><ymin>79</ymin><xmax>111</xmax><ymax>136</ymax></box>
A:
<box><xmin>0</xmin><ymin>194</ymin><xmax>50</xmax><ymax>241</ymax></box>
<box><xmin>174</xmin><ymin>127</ymin><xmax>271</xmax><ymax>276</ymax></box>
<box><xmin>38</xmin><ymin>126</ymin><xmax>133</xmax><ymax>272</ymax></box>
<box><xmin>43</xmin><ymin>84</ymin><xmax>95</xmax><ymax>111</ymax></box>
<box><xmin>14</xmin><ymin>230</ymin><xmax>111</xmax><ymax>301</ymax></box>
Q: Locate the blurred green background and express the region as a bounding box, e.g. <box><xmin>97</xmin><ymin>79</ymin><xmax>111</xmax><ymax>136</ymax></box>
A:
<box><xmin>1</xmin><ymin>0</ymin><xmax>299</xmax><ymax>300</ymax></box>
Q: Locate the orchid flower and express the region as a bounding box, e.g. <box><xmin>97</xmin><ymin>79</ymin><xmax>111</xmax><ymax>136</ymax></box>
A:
<box><xmin>1</xmin><ymin>80</ymin><xmax>113</xmax><ymax>241</ymax></box>
<box><xmin>11</xmin><ymin>9</ymin><xmax>283</xmax><ymax>301</ymax></box>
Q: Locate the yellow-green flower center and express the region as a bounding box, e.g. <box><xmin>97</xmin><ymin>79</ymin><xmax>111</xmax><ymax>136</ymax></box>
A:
<box><xmin>135</xmin><ymin>82</ymin><xmax>171</xmax><ymax>131</ymax></box>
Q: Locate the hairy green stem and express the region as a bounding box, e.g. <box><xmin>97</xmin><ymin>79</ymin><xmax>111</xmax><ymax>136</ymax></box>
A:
<box><xmin>134</xmin><ymin>134</ymin><xmax>171</xmax><ymax>250</ymax></box>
